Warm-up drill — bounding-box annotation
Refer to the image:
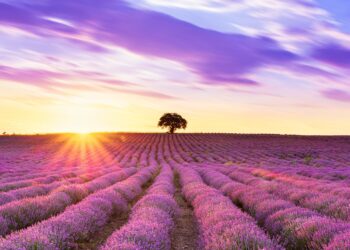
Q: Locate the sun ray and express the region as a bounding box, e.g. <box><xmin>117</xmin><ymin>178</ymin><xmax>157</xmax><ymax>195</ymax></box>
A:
<box><xmin>43</xmin><ymin>133</ymin><xmax>125</xmax><ymax>180</ymax></box>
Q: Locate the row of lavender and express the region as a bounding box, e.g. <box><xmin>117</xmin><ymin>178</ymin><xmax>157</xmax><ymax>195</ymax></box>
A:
<box><xmin>174</xmin><ymin>164</ymin><xmax>281</xmax><ymax>249</ymax></box>
<box><xmin>242</xmin><ymin>166</ymin><xmax>350</xmax><ymax>200</ymax></box>
<box><xmin>0</xmin><ymin>166</ymin><xmax>158</xmax><ymax>249</ymax></box>
<box><xmin>0</xmin><ymin>134</ymin><xmax>164</xmax><ymax>247</ymax></box>
<box><xmin>217</xmin><ymin>166</ymin><xmax>350</xmax><ymax>220</ymax></box>
<box><xmin>0</xmin><ymin>164</ymin><xmax>128</xmax><ymax>206</ymax></box>
<box><xmin>0</xmin><ymin>134</ymin><xmax>349</xmax><ymax>249</ymax></box>
<box><xmin>196</xmin><ymin>165</ymin><xmax>350</xmax><ymax>249</ymax></box>
<box><xmin>0</xmin><ymin>167</ymin><xmax>137</xmax><ymax>236</ymax></box>
<box><xmin>0</xmin><ymin>136</ymin><xmax>136</xmax><ymax>187</ymax></box>
<box><xmin>2</xmin><ymin>134</ymin><xmax>349</xmax><ymax>189</ymax></box>
<box><xmin>98</xmin><ymin>162</ymin><xmax>287</xmax><ymax>250</ymax></box>
<box><xmin>0</xmin><ymin>133</ymin><xmax>156</xmax><ymax>183</ymax></box>
<box><xmin>158</xmin><ymin>134</ymin><xmax>350</xmax><ymax>169</ymax></box>
<box><xmin>0</xmin><ymin>134</ymin><xmax>163</xmax><ymax>232</ymax></box>
<box><xmin>249</xmin><ymin>164</ymin><xmax>350</xmax><ymax>183</ymax></box>
<box><xmin>101</xmin><ymin>164</ymin><xmax>178</xmax><ymax>249</ymax></box>
<box><xmin>131</xmin><ymin>134</ymin><xmax>350</xmax><ymax>248</ymax></box>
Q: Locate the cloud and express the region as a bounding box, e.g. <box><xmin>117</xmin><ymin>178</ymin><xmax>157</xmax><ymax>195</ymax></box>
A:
<box><xmin>71</xmin><ymin>71</ymin><xmax>138</xmax><ymax>86</ymax></box>
<box><xmin>290</xmin><ymin>64</ymin><xmax>339</xmax><ymax>79</ymax></box>
<box><xmin>100</xmin><ymin>79</ymin><xmax>139</xmax><ymax>87</ymax></box>
<box><xmin>0</xmin><ymin>63</ymin><xmax>138</xmax><ymax>88</ymax></box>
<box><xmin>101</xmin><ymin>85</ymin><xmax>179</xmax><ymax>100</ymax></box>
<box><xmin>312</xmin><ymin>43</ymin><xmax>350</xmax><ymax>68</ymax></box>
<box><xmin>63</xmin><ymin>38</ymin><xmax>109</xmax><ymax>53</ymax></box>
<box><xmin>0</xmin><ymin>0</ymin><xmax>298</xmax><ymax>86</ymax></box>
<box><xmin>133</xmin><ymin>0</ymin><xmax>245</xmax><ymax>12</ymax></box>
<box><xmin>0</xmin><ymin>64</ymin><xmax>177</xmax><ymax>100</ymax></box>
<box><xmin>0</xmin><ymin>65</ymin><xmax>66</xmax><ymax>87</ymax></box>
<box><xmin>136</xmin><ymin>0</ymin><xmax>319</xmax><ymax>13</ymax></box>
<box><xmin>322</xmin><ymin>89</ymin><xmax>350</xmax><ymax>102</ymax></box>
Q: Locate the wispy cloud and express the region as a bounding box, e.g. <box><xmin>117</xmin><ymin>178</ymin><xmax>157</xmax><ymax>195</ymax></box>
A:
<box><xmin>0</xmin><ymin>0</ymin><xmax>298</xmax><ymax>86</ymax></box>
<box><xmin>101</xmin><ymin>85</ymin><xmax>179</xmax><ymax>100</ymax></box>
<box><xmin>0</xmin><ymin>64</ymin><xmax>67</xmax><ymax>87</ymax></box>
<box><xmin>0</xmin><ymin>64</ymin><xmax>176</xmax><ymax>100</ymax></box>
<box><xmin>322</xmin><ymin>89</ymin><xmax>350</xmax><ymax>102</ymax></box>
<box><xmin>312</xmin><ymin>44</ymin><xmax>350</xmax><ymax>68</ymax></box>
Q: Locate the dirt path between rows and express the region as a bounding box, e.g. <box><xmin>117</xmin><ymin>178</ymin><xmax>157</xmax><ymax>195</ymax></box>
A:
<box><xmin>171</xmin><ymin>173</ymin><xmax>199</xmax><ymax>250</ymax></box>
<box><xmin>76</xmin><ymin>176</ymin><xmax>155</xmax><ymax>250</ymax></box>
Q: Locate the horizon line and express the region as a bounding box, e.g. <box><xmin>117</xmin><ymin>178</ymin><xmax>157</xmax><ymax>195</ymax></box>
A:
<box><xmin>1</xmin><ymin>131</ymin><xmax>350</xmax><ymax>137</ymax></box>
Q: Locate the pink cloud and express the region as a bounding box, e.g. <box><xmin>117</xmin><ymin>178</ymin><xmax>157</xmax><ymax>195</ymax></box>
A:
<box><xmin>322</xmin><ymin>89</ymin><xmax>350</xmax><ymax>102</ymax></box>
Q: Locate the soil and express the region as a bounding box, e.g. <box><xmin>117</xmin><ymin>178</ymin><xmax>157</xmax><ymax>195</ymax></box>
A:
<box><xmin>76</xmin><ymin>175</ymin><xmax>156</xmax><ymax>249</ymax></box>
<box><xmin>171</xmin><ymin>174</ymin><xmax>199</xmax><ymax>250</ymax></box>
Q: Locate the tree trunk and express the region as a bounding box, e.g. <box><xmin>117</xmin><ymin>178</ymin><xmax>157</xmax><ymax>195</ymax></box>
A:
<box><xmin>169</xmin><ymin>127</ymin><xmax>175</xmax><ymax>134</ymax></box>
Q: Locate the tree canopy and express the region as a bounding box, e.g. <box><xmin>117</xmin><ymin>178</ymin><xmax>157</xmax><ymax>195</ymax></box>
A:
<box><xmin>158</xmin><ymin>113</ymin><xmax>187</xmax><ymax>134</ymax></box>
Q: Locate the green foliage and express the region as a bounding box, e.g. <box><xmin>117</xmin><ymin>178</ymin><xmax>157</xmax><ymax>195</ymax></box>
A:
<box><xmin>224</xmin><ymin>161</ymin><xmax>234</xmax><ymax>166</ymax></box>
<box><xmin>304</xmin><ymin>155</ymin><xmax>313</xmax><ymax>165</ymax></box>
<box><xmin>158</xmin><ymin>113</ymin><xmax>187</xmax><ymax>134</ymax></box>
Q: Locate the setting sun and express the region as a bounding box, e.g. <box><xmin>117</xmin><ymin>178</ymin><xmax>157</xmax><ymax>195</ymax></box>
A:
<box><xmin>76</xmin><ymin>131</ymin><xmax>91</xmax><ymax>136</ymax></box>
<box><xmin>53</xmin><ymin>104</ymin><xmax>109</xmax><ymax>134</ymax></box>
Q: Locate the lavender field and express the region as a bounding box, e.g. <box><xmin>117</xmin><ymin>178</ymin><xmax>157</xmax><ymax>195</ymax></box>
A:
<box><xmin>0</xmin><ymin>133</ymin><xmax>350</xmax><ymax>249</ymax></box>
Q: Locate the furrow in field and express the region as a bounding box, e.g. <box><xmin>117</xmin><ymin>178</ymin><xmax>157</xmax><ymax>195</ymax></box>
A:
<box><xmin>0</xmin><ymin>135</ymin><xmax>133</xmax><ymax>187</ymax></box>
<box><xmin>0</xmin><ymin>165</ymin><xmax>110</xmax><ymax>192</ymax></box>
<box><xmin>242</xmin><ymin>166</ymin><xmax>350</xmax><ymax>199</ymax></box>
<box><xmin>250</xmin><ymin>165</ymin><xmax>350</xmax><ymax>184</ymax></box>
<box><xmin>196</xmin><ymin>166</ymin><xmax>350</xmax><ymax>249</ymax></box>
<box><xmin>100</xmin><ymin>164</ymin><xmax>178</xmax><ymax>250</ymax></box>
<box><xmin>171</xmin><ymin>172</ymin><xmax>199</xmax><ymax>250</ymax></box>
<box><xmin>0</xmin><ymin>168</ymin><xmax>136</xmax><ymax>236</ymax></box>
<box><xmin>0</xmin><ymin>164</ymin><xmax>92</xmax><ymax>184</ymax></box>
<box><xmin>0</xmin><ymin>166</ymin><xmax>159</xmax><ymax>249</ymax></box>
<box><xmin>77</xmin><ymin>169</ymin><xmax>156</xmax><ymax>249</ymax></box>
<box><xmin>213</xmin><ymin>166</ymin><xmax>350</xmax><ymax>221</ymax></box>
<box><xmin>0</xmin><ymin>165</ymin><xmax>126</xmax><ymax>206</ymax></box>
<box><xmin>174</xmin><ymin>165</ymin><xmax>280</xmax><ymax>250</ymax></box>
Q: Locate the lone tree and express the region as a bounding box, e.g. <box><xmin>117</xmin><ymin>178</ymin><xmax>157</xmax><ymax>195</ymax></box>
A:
<box><xmin>158</xmin><ymin>113</ymin><xmax>187</xmax><ymax>134</ymax></box>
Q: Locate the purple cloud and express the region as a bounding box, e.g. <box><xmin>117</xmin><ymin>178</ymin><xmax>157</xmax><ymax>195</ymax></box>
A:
<box><xmin>100</xmin><ymin>79</ymin><xmax>139</xmax><ymax>87</ymax></box>
<box><xmin>322</xmin><ymin>89</ymin><xmax>350</xmax><ymax>102</ymax></box>
<box><xmin>201</xmin><ymin>77</ymin><xmax>259</xmax><ymax>86</ymax></box>
<box><xmin>284</xmin><ymin>27</ymin><xmax>311</xmax><ymax>36</ymax></box>
<box><xmin>63</xmin><ymin>38</ymin><xmax>109</xmax><ymax>53</ymax></box>
<box><xmin>0</xmin><ymin>0</ymin><xmax>298</xmax><ymax>86</ymax></box>
<box><xmin>312</xmin><ymin>44</ymin><xmax>350</xmax><ymax>68</ymax></box>
<box><xmin>0</xmin><ymin>2</ymin><xmax>37</xmax><ymax>25</ymax></box>
<box><xmin>101</xmin><ymin>85</ymin><xmax>179</xmax><ymax>100</ymax></box>
<box><xmin>0</xmin><ymin>65</ymin><xmax>66</xmax><ymax>87</ymax></box>
<box><xmin>0</xmin><ymin>64</ymin><xmax>176</xmax><ymax>99</ymax></box>
<box><xmin>292</xmin><ymin>0</ymin><xmax>318</xmax><ymax>8</ymax></box>
<box><xmin>0</xmin><ymin>2</ymin><xmax>108</xmax><ymax>53</ymax></box>
<box><xmin>72</xmin><ymin>71</ymin><xmax>139</xmax><ymax>86</ymax></box>
<box><xmin>291</xmin><ymin>64</ymin><xmax>339</xmax><ymax>79</ymax></box>
<box><xmin>0</xmin><ymin>65</ymin><xmax>137</xmax><ymax>89</ymax></box>
<box><xmin>0</xmin><ymin>2</ymin><xmax>78</xmax><ymax>35</ymax></box>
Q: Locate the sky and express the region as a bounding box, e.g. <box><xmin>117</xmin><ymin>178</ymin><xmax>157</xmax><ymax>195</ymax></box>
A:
<box><xmin>0</xmin><ymin>0</ymin><xmax>350</xmax><ymax>135</ymax></box>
